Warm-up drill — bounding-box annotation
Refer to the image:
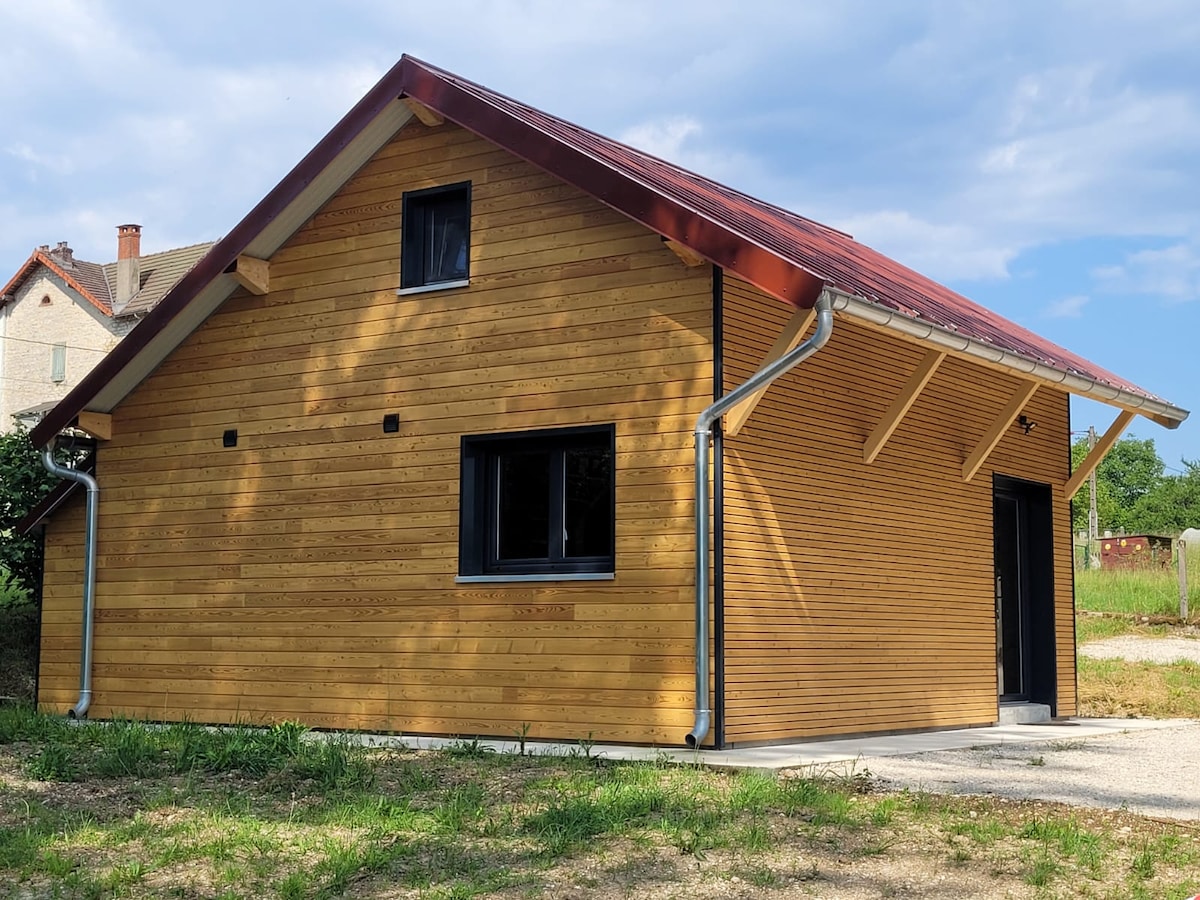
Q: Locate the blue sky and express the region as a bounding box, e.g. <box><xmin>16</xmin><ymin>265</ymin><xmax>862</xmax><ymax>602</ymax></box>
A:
<box><xmin>2</xmin><ymin>1</ymin><xmax>1197</xmax><ymax>467</ymax></box>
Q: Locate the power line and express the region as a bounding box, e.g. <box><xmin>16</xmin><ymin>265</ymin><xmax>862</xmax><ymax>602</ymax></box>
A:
<box><xmin>0</xmin><ymin>333</ymin><xmax>110</xmax><ymax>354</ymax></box>
<box><xmin>0</xmin><ymin>372</ymin><xmax>72</xmax><ymax>387</ymax></box>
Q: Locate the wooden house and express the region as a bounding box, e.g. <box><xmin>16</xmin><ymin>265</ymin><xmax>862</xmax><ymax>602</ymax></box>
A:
<box><xmin>24</xmin><ymin>57</ymin><xmax>1188</xmax><ymax>748</ymax></box>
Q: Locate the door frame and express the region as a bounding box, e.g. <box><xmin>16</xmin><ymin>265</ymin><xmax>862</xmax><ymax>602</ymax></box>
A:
<box><xmin>992</xmin><ymin>475</ymin><xmax>1057</xmax><ymax>713</ymax></box>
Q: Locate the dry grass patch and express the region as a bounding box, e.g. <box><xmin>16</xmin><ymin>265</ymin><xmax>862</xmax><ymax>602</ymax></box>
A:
<box><xmin>1078</xmin><ymin>656</ymin><xmax>1200</xmax><ymax>719</ymax></box>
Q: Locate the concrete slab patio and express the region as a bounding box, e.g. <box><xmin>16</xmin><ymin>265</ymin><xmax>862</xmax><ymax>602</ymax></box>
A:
<box><xmin>342</xmin><ymin>716</ymin><xmax>1190</xmax><ymax>772</ymax></box>
<box><xmin>338</xmin><ymin>717</ymin><xmax>1200</xmax><ymax>820</ymax></box>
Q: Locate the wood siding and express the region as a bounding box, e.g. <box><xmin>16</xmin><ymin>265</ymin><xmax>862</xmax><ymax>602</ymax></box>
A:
<box><xmin>38</xmin><ymin>122</ymin><xmax>714</xmax><ymax>745</ymax></box>
<box><xmin>721</xmin><ymin>278</ymin><xmax>1075</xmax><ymax>745</ymax></box>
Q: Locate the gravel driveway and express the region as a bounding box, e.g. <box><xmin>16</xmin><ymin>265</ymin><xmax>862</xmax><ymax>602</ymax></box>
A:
<box><xmin>1079</xmin><ymin>634</ymin><xmax>1200</xmax><ymax>665</ymax></box>
<box><xmin>868</xmin><ymin>635</ymin><xmax>1200</xmax><ymax>821</ymax></box>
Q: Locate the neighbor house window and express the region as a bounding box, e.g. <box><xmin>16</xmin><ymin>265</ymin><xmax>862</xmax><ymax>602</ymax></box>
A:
<box><xmin>460</xmin><ymin>425</ymin><xmax>615</xmax><ymax>578</ymax></box>
<box><xmin>400</xmin><ymin>182</ymin><xmax>470</xmax><ymax>291</ymax></box>
<box><xmin>50</xmin><ymin>343</ymin><xmax>66</xmax><ymax>383</ymax></box>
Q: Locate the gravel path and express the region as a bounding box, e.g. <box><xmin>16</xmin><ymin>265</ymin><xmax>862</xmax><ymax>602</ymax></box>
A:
<box><xmin>867</xmin><ymin>721</ymin><xmax>1200</xmax><ymax>820</ymax></box>
<box><xmin>1079</xmin><ymin>633</ymin><xmax>1200</xmax><ymax>664</ymax></box>
<box><xmin>868</xmin><ymin>636</ymin><xmax>1200</xmax><ymax>820</ymax></box>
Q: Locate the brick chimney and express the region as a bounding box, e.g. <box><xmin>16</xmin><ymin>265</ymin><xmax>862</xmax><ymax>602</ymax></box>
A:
<box><xmin>116</xmin><ymin>224</ymin><xmax>142</xmax><ymax>305</ymax></box>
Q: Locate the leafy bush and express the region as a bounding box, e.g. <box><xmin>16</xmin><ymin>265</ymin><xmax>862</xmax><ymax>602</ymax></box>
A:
<box><xmin>0</xmin><ymin>427</ymin><xmax>75</xmax><ymax>608</ymax></box>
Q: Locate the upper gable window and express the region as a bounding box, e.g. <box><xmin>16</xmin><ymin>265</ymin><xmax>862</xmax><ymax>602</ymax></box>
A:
<box><xmin>40</xmin><ymin>295</ymin><xmax>52</xmax><ymax>306</ymax></box>
<box><xmin>399</xmin><ymin>182</ymin><xmax>471</xmax><ymax>293</ymax></box>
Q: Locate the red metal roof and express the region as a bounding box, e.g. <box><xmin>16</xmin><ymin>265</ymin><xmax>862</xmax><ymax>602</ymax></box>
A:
<box><xmin>404</xmin><ymin>57</ymin><xmax>1150</xmax><ymax>401</ymax></box>
<box><xmin>28</xmin><ymin>54</ymin><xmax>1183</xmax><ymax>449</ymax></box>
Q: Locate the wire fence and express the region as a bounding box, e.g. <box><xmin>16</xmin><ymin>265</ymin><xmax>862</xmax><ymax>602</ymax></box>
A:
<box><xmin>1073</xmin><ymin>536</ymin><xmax>1197</xmax><ymax>618</ymax></box>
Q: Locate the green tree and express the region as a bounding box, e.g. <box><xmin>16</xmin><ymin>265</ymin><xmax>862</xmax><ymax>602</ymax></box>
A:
<box><xmin>1128</xmin><ymin>461</ymin><xmax>1200</xmax><ymax>534</ymax></box>
<box><xmin>0</xmin><ymin>427</ymin><xmax>61</xmax><ymax>606</ymax></box>
<box><xmin>1070</xmin><ymin>435</ymin><xmax>1165</xmax><ymax>534</ymax></box>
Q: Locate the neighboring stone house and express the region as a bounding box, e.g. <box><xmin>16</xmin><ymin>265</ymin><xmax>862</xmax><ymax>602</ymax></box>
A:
<box><xmin>0</xmin><ymin>225</ymin><xmax>213</xmax><ymax>430</ymax></box>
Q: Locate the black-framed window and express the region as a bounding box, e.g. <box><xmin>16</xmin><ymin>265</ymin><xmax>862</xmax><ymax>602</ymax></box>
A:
<box><xmin>400</xmin><ymin>182</ymin><xmax>470</xmax><ymax>289</ymax></box>
<box><xmin>460</xmin><ymin>425</ymin><xmax>616</xmax><ymax>577</ymax></box>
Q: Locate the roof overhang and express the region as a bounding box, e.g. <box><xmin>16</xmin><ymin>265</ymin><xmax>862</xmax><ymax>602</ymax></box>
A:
<box><xmin>827</xmin><ymin>289</ymin><xmax>1187</xmax><ymax>428</ymax></box>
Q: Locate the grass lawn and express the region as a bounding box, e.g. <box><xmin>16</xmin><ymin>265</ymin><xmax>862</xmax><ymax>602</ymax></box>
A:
<box><xmin>0</xmin><ymin>562</ymin><xmax>1196</xmax><ymax>896</ymax></box>
<box><xmin>1074</xmin><ymin>566</ymin><xmax>1196</xmax><ymax>618</ymax></box>
<box><xmin>1075</xmin><ymin>557</ymin><xmax>1200</xmax><ymax>720</ymax></box>
<box><xmin>0</xmin><ymin>710</ymin><xmax>1198</xmax><ymax>899</ymax></box>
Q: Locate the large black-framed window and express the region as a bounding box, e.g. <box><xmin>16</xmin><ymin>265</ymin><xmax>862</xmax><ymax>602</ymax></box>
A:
<box><xmin>460</xmin><ymin>425</ymin><xmax>616</xmax><ymax>577</ymax></box>
<box><xmin>400</xmin><ymin>182</ymin><xmax>470</xmax><ymax>289</ymax></box>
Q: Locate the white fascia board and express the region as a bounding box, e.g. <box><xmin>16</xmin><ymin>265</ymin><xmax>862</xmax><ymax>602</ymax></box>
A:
<box><xmin>85</xmin><ymin>101</ymin><xmax>416</xmax><ymax>415</ymax></box>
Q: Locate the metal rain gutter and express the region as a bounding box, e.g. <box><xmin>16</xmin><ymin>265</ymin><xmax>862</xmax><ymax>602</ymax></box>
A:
<box><xmin>685</xmin><ymin>292</ymin><xmax>835</xmax><ymax>748</ymax></box>
<box><xmin>40</xmin><ymin>446</ymin><xmax>99</xmax><ymax>719</ymax></box>
<box><xmin>828</xmin><ymin>289</ymin><xmax>1187</xmax><ymax>427</ymax></box>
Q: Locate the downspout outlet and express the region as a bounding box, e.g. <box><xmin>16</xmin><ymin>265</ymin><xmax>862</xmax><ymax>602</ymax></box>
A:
<box><xmin>68</xmin><ymin>694</ymin><xmax>91</xmax><ymax>719</ymax></box>
<box><xmin>685</xmin><ymin>711</ymin><xmax>711</xmax><ymax>749</ymax></box>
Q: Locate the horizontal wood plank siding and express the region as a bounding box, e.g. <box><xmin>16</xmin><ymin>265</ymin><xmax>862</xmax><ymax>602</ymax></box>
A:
<box><xmin>37</xmin><ymin>122</ymin><xmax>713</xmax><ymax>745</ymax></box>
<box><xmin>721</xmin><ymin>278</ymin><xmax>1074</xmax><ymax>744</ymax></box>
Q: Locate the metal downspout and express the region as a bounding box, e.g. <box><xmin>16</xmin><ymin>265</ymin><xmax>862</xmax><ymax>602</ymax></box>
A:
<box><xmin>40</xmin><ymin>446</ymin><xmax>98</xmax><ymax>719</ymax></box>
<box><xmin>686</xmin><ymin>293</ymin><xmax>835</xmax><ymax>748</ymax></box>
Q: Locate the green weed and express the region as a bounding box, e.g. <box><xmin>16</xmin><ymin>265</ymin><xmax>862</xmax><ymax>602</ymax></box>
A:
<box><xmin>1024</xmin><ymin>850</ymin><xmax>1060</xmax><ymax>886</ymax></box>
<box><xmin>443</xmin><ymin>737</ymin><xmax>495</xmax><ymax>759</ymax></box>
<box><xmin>91</xmin><ymin>718</ymin><xmax>163</xmax><ymax>777</ymax></box>
<box><xmin>1130</xmin><ymin>842</ymin><xmax>1156</xmax><ymax>880</ymax></box>
<box><xmin>26</xmin><ymin>742</ymin><xmax>77</xmax><ymax>781</ymax></box>
<box><xmin>870</xmin><ymin>796</ymin><xmax>901</xmax><ymax>826</ymax></box>
<box><xmin>947</xmin><ymin>816</ymin><xmax>1008</xmax><ymax>845</ymax></box>
<box><xmin>735</xmin><ymin>822</ymin><xmax>772</xmax><ymax>851</ymax></box>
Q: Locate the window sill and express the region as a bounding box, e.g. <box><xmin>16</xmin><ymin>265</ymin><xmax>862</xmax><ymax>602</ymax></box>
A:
<box><xmin>396</xmin><ymin>279</ymin><xmax>470</xmax><ymax>297</ymax></box>
<box><xmin>455</xmin><ymin>572</ymin><xmax>615</xmax><ymax>584</ymax></box>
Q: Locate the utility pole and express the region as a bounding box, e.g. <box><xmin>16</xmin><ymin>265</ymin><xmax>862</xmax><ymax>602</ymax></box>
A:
<box><xmin>1088</xmin><ymin>425</ymin><xmax>1099</xmax><ymax>569</ymax></box>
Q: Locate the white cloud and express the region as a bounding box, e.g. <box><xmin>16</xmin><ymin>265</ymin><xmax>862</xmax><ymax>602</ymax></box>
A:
<box><xmin>1093</xmin><ymin>240</ymin><xmax>1200</xmax><ymax>303</ymax></box>
<box><xmin>1043</xmin><ymin>295</ymin><xmax>1090</xmax><ymax>318</ymax></box>
<box><xmin>832</xmin><ymin>209</ymin><xmax>1017</xmax><ymax>282</ymax></box>
<box><xmin>4</xmin><ymin>143</ymin><xmax>74</xmax><ymax>176</ymax></box>
<box><xmin>965</xmin><ymin>80</ymin><xmax>1200</xmax><ymax>235</ymax></box>
<box><xmin>618</xmin><ymin>117</ymin><xmax>702</xmax><ymax>161</ymax></box>
<box><xmin>1</xmin><ymin>0</ymin><xmax>1198</xmax><ymax>288</ymax></box>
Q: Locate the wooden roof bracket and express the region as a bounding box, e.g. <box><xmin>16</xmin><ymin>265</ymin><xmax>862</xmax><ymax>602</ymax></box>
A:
<box><xmin>663</xmin><ymin>238</ymin><xmax>706</xmax><ymax>267</ymax></box>
<box><xmin>74</xmin><ymin>411</ymin><xmax>112</xmax><ymax>441</ymax></box>
<box><xmin>227</xmin><ymin>255</ymin><xmax>269</xmax><ymax>296</ymax></box>
<box><xmin>403</xmin><ymin>97</ymin><xmax>444</xmax><ymax>127</ymax></box>
<box><xmin>723</xmin><ymin>306</ymin><xmax>818</xmax><ymax>437</ymax></box>
<box><xmin>962</xmin><ymin>381</ymin><xmax>1039</xmax><ymax>482</ymax></box>
<box><xmin>863</xmin><ymin>349</ymin><xmax>946</xmax><ymax>463</ymax></box>
<box><xmin>1064</xmin><ymin>409</ymin><xmax>1136</xmax><ymax>500</ymax></box>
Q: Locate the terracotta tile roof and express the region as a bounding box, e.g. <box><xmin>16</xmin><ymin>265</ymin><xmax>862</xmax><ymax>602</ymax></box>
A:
<box><xmin>105</xmin><ymin>242</ymin><xmax>215</xmax><ymax>317</ymax></box>
<box><xmin>28</xmin><ymin>54</ymin><xmax>1186</xmax><ymax>448</ymax></box>
<box><xmin>2</xmin><ymin>241</ymin><xmax>213</xmax><ymax>320</ymax></box>
<box><xmin>1</xmin><ymin>249</ymin><xmax>111</xmax><ymax>315</ymax></box>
